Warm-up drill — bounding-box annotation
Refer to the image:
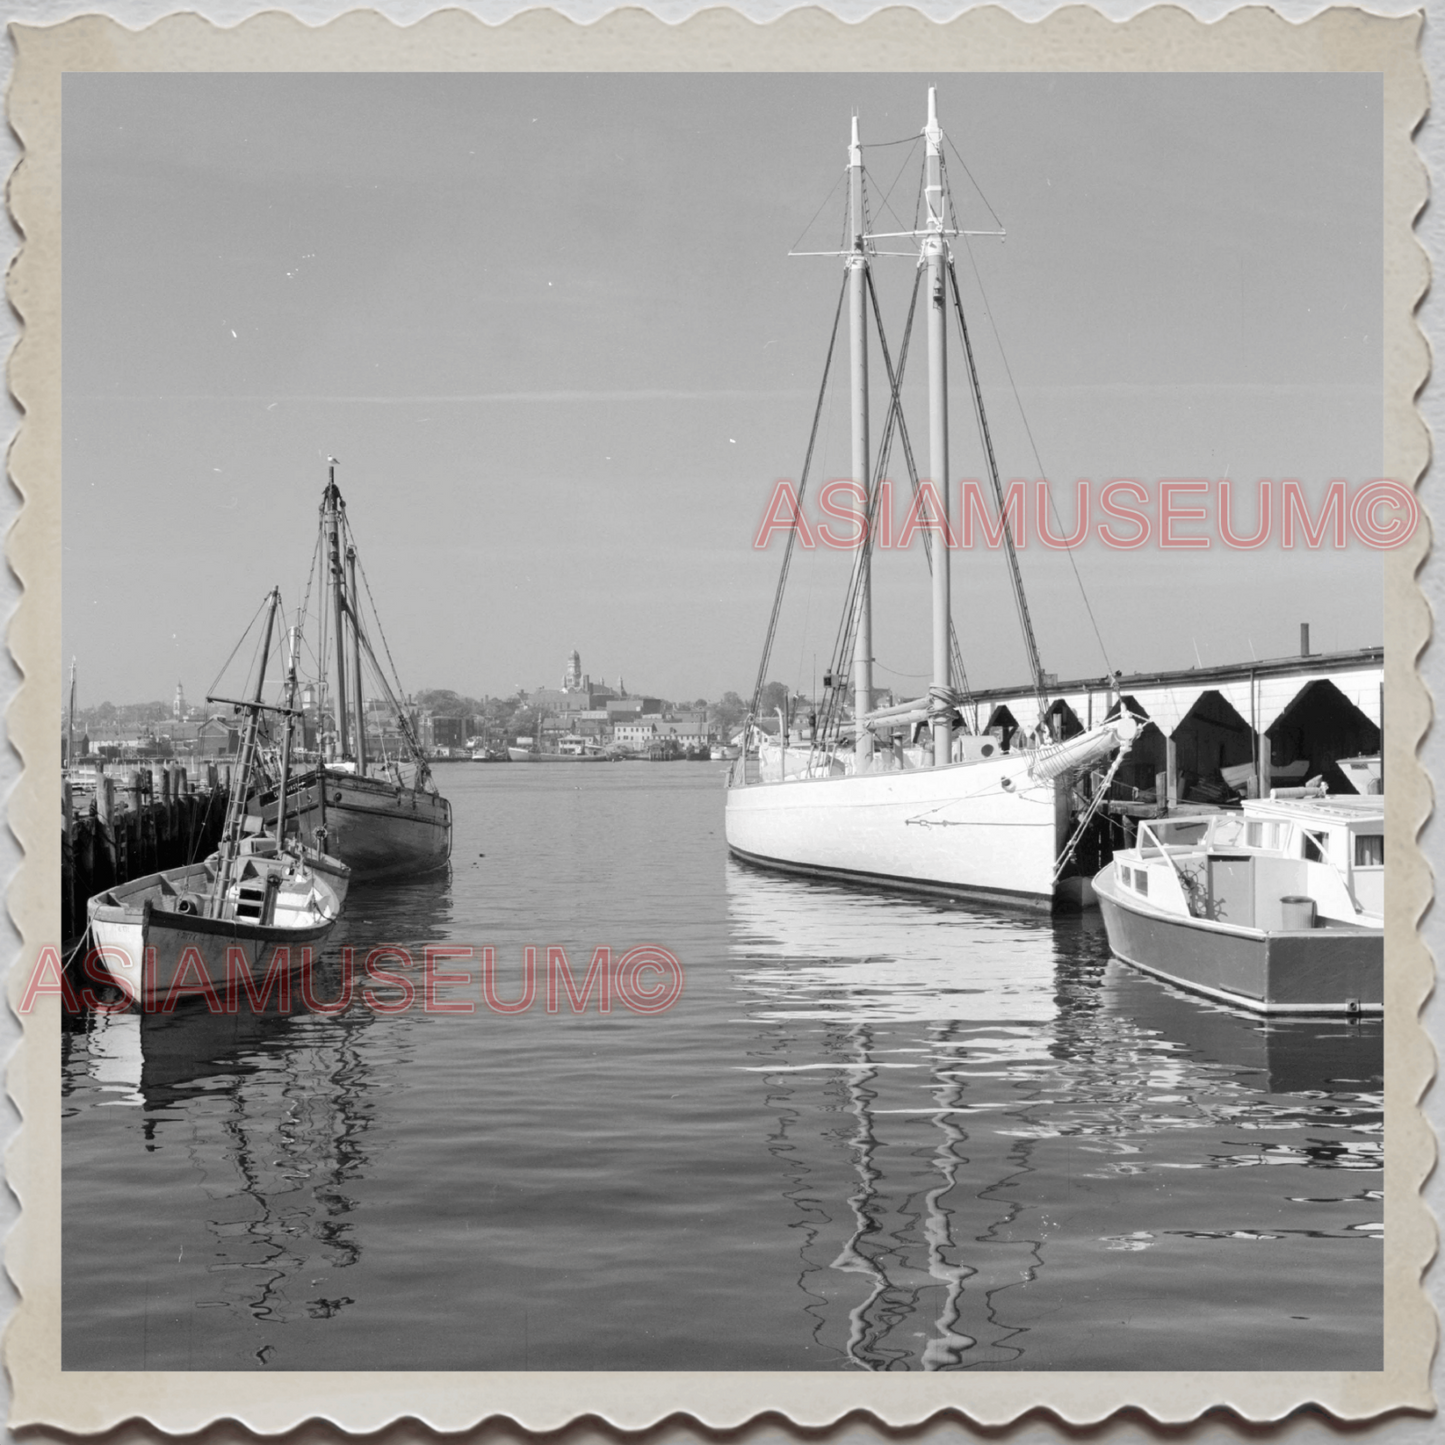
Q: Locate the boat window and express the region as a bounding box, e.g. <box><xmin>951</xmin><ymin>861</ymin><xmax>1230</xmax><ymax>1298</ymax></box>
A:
<box><xmin>1246</xmin><ymin>821</ymin><xmax>1262</xmax><ymax>847</ymax></box>
<box><xmin>1354</xmin><ymin>834</ymin><xmax>1384</xmax><ymax>867</ymax></box>
<box><xmin>1303</xmin><ymin>831</ymin><xmax>1328</xmax><ymax>863</ymax></box>
<box><xmin>1135</xmin><ymin>869</ymin><xmax>1148</xmax><ymax>896</ymax></box>
<box><xmin>1121</xmin><ymin>866</ymin><xmax>1134</xmax><ymax>889</ymax></box>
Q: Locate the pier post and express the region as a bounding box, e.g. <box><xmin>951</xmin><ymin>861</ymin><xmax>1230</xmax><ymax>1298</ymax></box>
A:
<box><xmin>62</xmin><ymin>779</ymin><xmax>73</xmax><ymax>846</ymax></box>
<box><xmin>159</xmin><ymin>767</ymin><xmax>171</xmax><ymax>805</ymax></box>
<box><xmin>206</xmin><ymin>762</ymin><xmax>218</xmax><ymax>792</ymax></box>
<box><xmin>1164</xmin><ymin>735</ymin><xmax>1180</xmax><ymax>809</ymax></box>
<box><xmin>97</xmin><ymin>776</ymin><xmax>118</xmax><ymax>884</ymax></box>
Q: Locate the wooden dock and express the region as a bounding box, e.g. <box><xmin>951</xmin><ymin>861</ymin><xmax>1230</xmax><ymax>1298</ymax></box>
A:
<box><xmin>62</xmin><ymin>763</ymin><xmax>233</xmax><ymax>946</ymax></box>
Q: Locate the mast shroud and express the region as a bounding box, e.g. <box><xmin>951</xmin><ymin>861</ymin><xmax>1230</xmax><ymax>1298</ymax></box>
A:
<box><xmin>347</xmin><ymin>544</ymin><xmax>367</xmax><ymax>774</ymax></box>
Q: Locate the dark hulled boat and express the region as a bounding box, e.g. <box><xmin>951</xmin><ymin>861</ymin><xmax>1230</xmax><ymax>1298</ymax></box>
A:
<box><xmin>250</xmin><ymin>465</ymin><xmax>451</xmax><ymax>883</ymax></box>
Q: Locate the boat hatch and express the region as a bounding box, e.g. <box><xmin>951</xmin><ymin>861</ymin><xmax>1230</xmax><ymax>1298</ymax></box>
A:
<box><xmin>232</xmin><ymin>875</ymin><xmax>280</xmax><ymax>925</ymax></box>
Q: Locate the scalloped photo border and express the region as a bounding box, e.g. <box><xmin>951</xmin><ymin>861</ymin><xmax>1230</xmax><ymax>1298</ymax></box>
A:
<box><xmin>3</xmin><ymin>4</ymin><xmax>1433</xmax><ymax>1433</ymax></box>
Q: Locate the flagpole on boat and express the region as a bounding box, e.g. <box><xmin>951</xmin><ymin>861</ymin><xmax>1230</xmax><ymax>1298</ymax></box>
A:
<box><xmin>848</xmin><ymin>114</ymin><xmax>874</xmax><ymax>771</ymax></box>
<box><xmin>923</xmin><ymin>88</ymin><xmax>953</xmax><ymax>767</ymax></box>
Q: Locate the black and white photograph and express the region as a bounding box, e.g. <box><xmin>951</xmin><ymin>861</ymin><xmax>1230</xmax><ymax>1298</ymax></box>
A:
<box><xmin>7</xmin><ymin>6</ymin><xmax>1432</xmax><ymax>1427</ymax></box>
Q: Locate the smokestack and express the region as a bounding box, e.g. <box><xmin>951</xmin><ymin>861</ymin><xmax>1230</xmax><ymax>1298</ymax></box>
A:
<box><xmin>1300</xmin><ymin>623</ymin><xmax>1311</xmax><ymax>657</ymax></box>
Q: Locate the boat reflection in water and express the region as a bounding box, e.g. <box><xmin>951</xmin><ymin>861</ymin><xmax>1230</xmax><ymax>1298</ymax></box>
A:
<box><xmin>726</xmin><ymin>864</ymin><xmax>1383</xmax><ymax>1373</ymax></box>
<box><xmin>71</xmin><ymin>871</ymin><xmax>453</xmax><ymax>1350</ymax></box>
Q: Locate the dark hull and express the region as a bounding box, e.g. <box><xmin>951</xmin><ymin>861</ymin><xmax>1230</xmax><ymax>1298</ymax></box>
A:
<box><xmin>258</xmin><ymin>770</ymin><xmax>451</xmax><ymax>884</ymax></box>
<box><xmin>1095</xmin><ymin>864</ymin><xmax>1382</xmax><ymax>1015</ymax></box>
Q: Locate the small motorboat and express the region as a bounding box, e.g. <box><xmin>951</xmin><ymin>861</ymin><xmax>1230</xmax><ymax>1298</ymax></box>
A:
<box><xmin>1094</xmin><ymin>792</ymin><xmax>1383</xmax><ymax>1015</ymax></box>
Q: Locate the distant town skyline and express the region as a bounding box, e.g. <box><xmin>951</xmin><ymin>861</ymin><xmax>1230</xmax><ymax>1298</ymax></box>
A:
<box><xmin>64</xmin><ymin>72</ymin><xmax>1383</xmax><ymax>706</ymax></box>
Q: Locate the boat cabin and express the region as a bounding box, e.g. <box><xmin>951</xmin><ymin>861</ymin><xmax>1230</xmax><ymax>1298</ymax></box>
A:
<box><xmin>1114</xmin><ymin>795</ymin><xmax>1383</xmax><ymax>930</ymax></box>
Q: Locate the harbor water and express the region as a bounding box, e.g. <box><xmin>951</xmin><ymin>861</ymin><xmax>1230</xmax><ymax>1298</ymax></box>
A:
<box><xmin>62</xmin><ymin>765</ymin><xmax>1383</xmax><ymax>1371</ymax></box>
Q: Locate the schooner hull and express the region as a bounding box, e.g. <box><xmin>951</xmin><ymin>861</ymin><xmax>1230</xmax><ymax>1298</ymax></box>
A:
<box><xmin>724</xmin><ymin>755</ymin><xmax>1062</xmax><ymax>911</ymax></box>
<box><xmin>259</xmin><ymin>772</ymin><xmax>452</xmax><ymax>884</ymax></box>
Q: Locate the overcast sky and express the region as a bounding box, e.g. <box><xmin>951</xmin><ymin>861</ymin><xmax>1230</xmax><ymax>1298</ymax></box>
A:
<box><xmin>62</xmin><ymin>71</ymin><xmax>1382</xmax><ymax>707</ymax></box>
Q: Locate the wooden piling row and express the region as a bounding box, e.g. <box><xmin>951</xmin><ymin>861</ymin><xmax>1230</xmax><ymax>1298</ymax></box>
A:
<box><xmin>62</xmin><ymin>772</ymin><xmax>232</xmax><ymax>944</ymax></box>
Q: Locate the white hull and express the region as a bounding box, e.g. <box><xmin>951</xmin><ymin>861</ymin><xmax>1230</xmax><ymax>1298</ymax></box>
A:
<box><xmin>88</xmin><ymin>851</ymin><xmax>348</xmax><ymax>1007</ymax></box>
<box><xmin>725</xmin><ymin>752</ymin><xmax>1062</xmax><ymax>910</ymax></box>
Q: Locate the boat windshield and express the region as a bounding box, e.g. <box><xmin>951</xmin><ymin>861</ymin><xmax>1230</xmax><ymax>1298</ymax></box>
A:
<box><xmin>1136</xmin><ymin>813</ymin><xmax>1248</xmax><ymax>855</ymax></box>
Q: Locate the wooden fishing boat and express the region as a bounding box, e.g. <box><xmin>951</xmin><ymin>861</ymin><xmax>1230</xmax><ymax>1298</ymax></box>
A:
<box><xmin>250</xmin><ymin>464</ymin><xmax>452</xmax><ymax>883</ymax></box>
<box><xmin>89</xmin><ymin>590</ymin><xmax>351</xmax><ymax>1008</ymax></box>
<box><xmin>1094</xmin><ymin>793</ymin><xmax>1384</xmax><ymax>1015</ymax></box>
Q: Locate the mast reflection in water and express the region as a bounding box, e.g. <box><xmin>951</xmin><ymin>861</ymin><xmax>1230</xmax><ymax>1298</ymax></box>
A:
<box><xmin>727</xmin><ymin>864</ymin><xmax>1383</xmax><ymax>1372</ymax></box>
<box><xmin>61</xmin><ymin>770</ymin><xmax>1381</xmax><ymax>1372</ymax></box>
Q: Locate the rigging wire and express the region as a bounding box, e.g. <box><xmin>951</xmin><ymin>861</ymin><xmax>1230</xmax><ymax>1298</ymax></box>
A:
<box><xmin>787</xmin><ymin>168</ymin><xmax>847</xmax><ymax>256</ymax></box>
<box><xmin>944</xmin><ymin>131</ymin><xmax>1005</xmax><ymax>235</ymax></box>
<box><xmin>748</xmin><ymin>270</ymin><xmax>850</xmax><ymax>724</ymax></box>
<box><xmin>814</xmin><ymin>271</ymin><xmax>923</xmax><ymax>749</ymax></box>
<box><xmin>866</xmin><ymin>266</ymin><xmax>971</xmax><ymax>705</ymax></box>
<box><xmin>348</xmin><ymin>526</ymin><xmax>432</xmax><ymax>778</ymax></box>
<box><xmin>956</xmin><ymin>231</ymin><xmax>1116</xmax><ymax>679</ymax></box>
<box><xmin>204</xmin><ymin>592</ymin><xmax>272</xmax><ymax>703</ymax></box>
<box><xmin>865</xmin><ymin>136</ymin><xmax>922</xmax><ymax>237</ymax></box>
<box><xmin>946</xmin><ymin>253</ymin><xmax>1045</xmax><ymax>705</ymax></box>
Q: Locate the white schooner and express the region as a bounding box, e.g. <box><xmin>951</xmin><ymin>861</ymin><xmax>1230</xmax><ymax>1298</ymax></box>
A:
<box><xmin>725</xmin><ymin>91</ymin><xmax>1135</xmax><ymax>912</ymax></box>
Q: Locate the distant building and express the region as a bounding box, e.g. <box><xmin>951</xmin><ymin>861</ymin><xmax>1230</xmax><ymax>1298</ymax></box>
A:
<box><xmin>657</xmin><ymin>711</ymin><xmax>709</xmax><ymax>747</ymax></box>
<box><xmin>535</xmin><ymin>648</ymin><xmax>621</xmax><ymax>714</ymax></box>
<box><xmin>606</xmin><ymin>696</ymin><xmax>663</xmax><ymax>720</ymax></box>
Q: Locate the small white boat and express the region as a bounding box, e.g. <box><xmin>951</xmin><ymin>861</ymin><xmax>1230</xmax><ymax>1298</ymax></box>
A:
<box><xmin>88</xmin><ymin>838</ymin><xmax>350</xmax><ymax>1008</ymax></box>
<box><xmin>88</xmin><ymin>589</ymin><xmax>351</xmax><ymax>1008</ymax></box>
<box><xmin>1094</xmin><ymin>793</ymin><xmax>1384</xmax><ymax>1015</ymax></box>
<box><xmin>507</xmin><ymin>730</ymin><xmax>609</xmax><ymax>762</ymax></box>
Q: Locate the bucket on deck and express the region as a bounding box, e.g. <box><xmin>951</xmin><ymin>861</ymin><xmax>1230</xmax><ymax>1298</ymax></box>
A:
<box><xmin>1280</xmin><ymin>895</ymin><xmax>1317</xmax><ymax>930</ymax></box>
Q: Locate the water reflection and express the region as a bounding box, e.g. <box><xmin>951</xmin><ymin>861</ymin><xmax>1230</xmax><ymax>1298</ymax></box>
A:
<box><xmin>726</xmin><ymin>863</ymin><xmax>1383</xmax><ymax>1372</ymax></box>
<box><xmin>68</xmin><ymin>870</ymin><xmax>454</xmax><ymax>1346</ymax></box>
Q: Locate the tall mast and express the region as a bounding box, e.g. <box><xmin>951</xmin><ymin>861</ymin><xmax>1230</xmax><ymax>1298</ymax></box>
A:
<box><xmin>346</xmin><ymin>543</ymin><xmax>367</xmax><ymax>775</ymax></box>
<box><xmin>210</xmin><ymin>589</ymin><xmax>279</xmax><ymax>917</ymax></box>
<box><xmin>923</xmin><ymin>88</ymin><xmax>952</xmax><ymax>768</ymax></box>
<box><xmin>848</xmin><ymin>114</ymin><xmax>874</xmax><ymax>769</ymax></box>
<box><xmin>275</xmin><ymin>617</ymin><xmax>301</xmax><ymax>848</ymax></box>
<box><xmin>66</xmin><ymin>656</ymin><xmax>76</xmax><ymax>772</ymax></box>
<box><xmin>324</xmin><ymin>460</ymin><xmax>350</xmax><ymax>762</ymax></box>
